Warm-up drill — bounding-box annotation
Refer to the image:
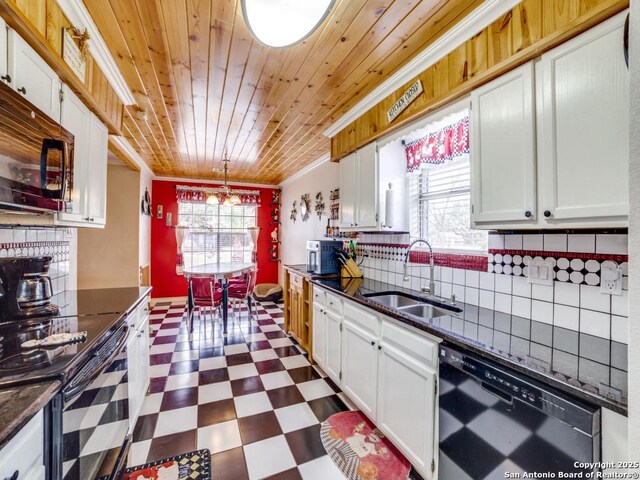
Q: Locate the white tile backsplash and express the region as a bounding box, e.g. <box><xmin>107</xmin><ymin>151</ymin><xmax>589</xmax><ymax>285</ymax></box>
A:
<box><xmin>553</xmin><ymin>304</ymin><xmax>580</xmax><ymax>331</ymax></box>
<box><xmin>580</xmin><ymin>285</ymin><xmax>611</xmax><ymax>313</ymax></box>
<box><xmin>357</xmin><ymin>230</ymin><xmax>628</xmax><ymax>343</ymax></box>
<box><xmin>580</xmin><ymin>310</ymin><xmax>611</xmax><ymax>339</ymax></box>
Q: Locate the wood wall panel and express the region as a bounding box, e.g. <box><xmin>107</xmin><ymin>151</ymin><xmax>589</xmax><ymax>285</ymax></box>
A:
<box><xmin>331</xmin><ymin>0</ymin><xmax>628</xmax><ymax>161</ymax></box>
<box><xmin>1</xmin><ymin>0</ymin><xmax>124</xmax><ymax>136</ymax></box>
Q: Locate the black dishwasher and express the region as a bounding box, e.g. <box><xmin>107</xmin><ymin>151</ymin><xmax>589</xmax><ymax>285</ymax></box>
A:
<box><xmin>438</xmin><ymin>344</ymin><xmax>601</xmax><ymax>480</ymax></box>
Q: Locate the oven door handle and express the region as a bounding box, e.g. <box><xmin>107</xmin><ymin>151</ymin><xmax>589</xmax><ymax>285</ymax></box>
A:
<box><xmin>63</xmin><ymin>325</ymin><xmax>129</xmax><ymax>404</ymax></box>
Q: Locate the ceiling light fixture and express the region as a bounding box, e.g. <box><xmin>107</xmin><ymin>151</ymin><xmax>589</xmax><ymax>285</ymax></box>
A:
<box><xmin>241</xmin><ymin>0</ymin><xmax>335</xmax><ymax>48</ymax></box>
<box><xmin>207</xmin><ymin>156</ymin><xmax>241</xmax><ymax>206</ymax></box>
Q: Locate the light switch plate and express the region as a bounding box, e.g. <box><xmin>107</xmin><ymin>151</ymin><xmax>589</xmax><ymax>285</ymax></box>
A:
<box><xmin>600</xmin><ymin>266</ymin><xmax>623</xmax><ymax>296</ymax></box>
<box><xmin>527</xmin><ymin>258</ymin><xmax>553</xmax><ymax>286</ymax></box>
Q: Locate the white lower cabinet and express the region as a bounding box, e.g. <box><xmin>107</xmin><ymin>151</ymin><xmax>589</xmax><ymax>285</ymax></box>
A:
<box><xmin>312</xmin><ymin>303</ymin><xmax>326</xmax><ymax>367</ymax></box>
<box><xmin>0</xmin><ymin>410</ymin><xmax>45</xmax><ymax>480</ymax></box>
<box><xmin>377</xmin><ymin>321</ymin><xmax>438</xmax><ymax>477</ymax></box>
<box><xmin>127</xmin><ymin>299</ymin><xmax>151</xmax><ymax>430</ymax></box>
<box><xmin>312</xmin><ymin>296</ymin><xmax>440</xmax><ymax>480</ymax></box>
<box><xmin>324</xmin><ymin>309</ymin><xmax>342</xmax><ymax>385</ymax></box>
<box><xmin>341</xmin><ymin>303</ymin><xmax>379</xmax><ymax>419</ymax></box>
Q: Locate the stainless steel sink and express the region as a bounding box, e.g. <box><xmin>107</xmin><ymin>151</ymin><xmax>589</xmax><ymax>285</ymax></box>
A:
<box><xmin>364</xmin><ymin>291</ymin><xmax>460</xmax><ymax>320</ymax></box>
<box><xmin>397</xmin><ymin>304</ymin><xmax>449</xmax><ymax>319</ymax></box>
<box><xmin>364</xmin><ymin>293</ymin><xmax>422</xmax><ymax>308</ymax></box>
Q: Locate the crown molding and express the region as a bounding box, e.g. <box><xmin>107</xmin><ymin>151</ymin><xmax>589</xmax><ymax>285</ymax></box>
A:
<box><xmin>279</xmin><ymin>153</ymin><xmax>331</xmax><ymax>187</ymax></box>
<box><xmin>108</xmin><ymin>136</ymin><xmax>155</xmax><ymax>177</ymax></box>
<box><xmin>323</xmin><ymin>0</ymin><xmax>522</xmax><ymax>138</ymax></box>
<box><xmin>56</xmin><ymin>0</ymin><xmax>136</xmax><ymax>105</ymax></box>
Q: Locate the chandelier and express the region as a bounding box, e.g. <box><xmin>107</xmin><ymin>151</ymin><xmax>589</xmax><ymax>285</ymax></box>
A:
<box><xmin>207</xmin><ymin>158</ymin><xmax>241</xmax><ymax>206</ymax></box>
<box><xmin>241</xmin><ymin>0</ymin><xmax>335</xmax><ymax>48</ymax></box>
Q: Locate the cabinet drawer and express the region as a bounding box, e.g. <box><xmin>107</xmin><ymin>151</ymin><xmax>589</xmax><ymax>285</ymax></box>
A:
<box><xmin>325</xmin><ymin>293</ymin><xmax>343</xmax><ymax>315</ymax></box>
<box><xmin>0</xmin><ymin>411</ymin><xmax>44</xmax><ymax>479</ymax></box>
<box><xmin>344</xmin><ymin>301</ymin><xmax>379</xmax><ymax>336</ymax></box>
<box><xmin>380</xmin><ymin>319</ymin><xmax>439</xmax><ymax>366</ymax></box>
<box><xmin>289</xmin><ymin>273</ymin><xmax>304</xmax><ymax>289</ymax></box>
<box><xmin>312</xmin><ymin>286</ymin><xmax>326</xmax><ymax>306</ymax></box>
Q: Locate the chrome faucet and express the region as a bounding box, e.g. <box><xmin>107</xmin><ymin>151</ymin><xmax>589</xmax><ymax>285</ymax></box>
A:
<box><xmin>403</xmin><ymin>239</ymin><xmax>435</xmax><ymax>296</ymax></box>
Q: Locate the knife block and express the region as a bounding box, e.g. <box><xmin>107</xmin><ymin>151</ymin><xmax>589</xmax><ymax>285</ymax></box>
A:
<box><xmin>340</xmin><ymin>258</ymin><xmax>363</xmax><ymax>278</ymax></box>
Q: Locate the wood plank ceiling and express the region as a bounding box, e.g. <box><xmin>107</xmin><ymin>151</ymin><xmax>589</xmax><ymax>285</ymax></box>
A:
<box><xmin>84</xmin><ymin>0</ymin><xmax>483</xmax><ymax>184</ymax></box>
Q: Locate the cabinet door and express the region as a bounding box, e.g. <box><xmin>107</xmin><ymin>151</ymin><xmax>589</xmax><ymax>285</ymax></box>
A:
<box><xmin>312</xmin><ymin>303</ymin><xmax>326</xmax><ymax>368</ymax></box>
<box><xmin>0</xmin><ymin>18</ymin><xmax>8</xmax><ymax>85</ymax></box>
<box><xmin>339</xmin><ymin>153</ymin><xmax>356</xmax><ymax>228</ymax></box>
<box><xmin>59</xmin><ymin>84</ymin><xmax>89</xmax><ymax>220</ymax></box>
<box><xmin>127</xmin><ymin>334</ymin><xmax>140</xmax><ymax>430</ymax></box>
<box><xmin>471</xmin><ymin>61</ymin><xmax>537</xmax><ymax>227</ymax></box>
<box><xmin>324</xmin><ymin>310</ymin><xmax>342</xmax><ymax>385</ymax></box>
<box><xmin>8</xmin><ymin>32</ymin><xmax>60</xmax><ymax>120</ymax></box>
<box><xmin>138</xmin><ymin>313</ymin><xmax>150</xmax><ymax>399</ymax></box>
<box><xmin>341</xmin><ymin>317</ymin><xmax>378</xmax><ymax>419</ymax></box>
<box><xmin>355</xmin><ymin>142</ymin><xmax>378</xmax><ymax>228</ymax></box>
<box><xmin>377</xmin><ymin>342</ymin><xmax>437</xmax><ymax>479</ymax></box>
<box><xmin>86</xmin><ymin>114</ymin><xmax>108</xmax><ymax>225</ymax></box>
<box><xmin>538</xmin><ymin>13</ymin><xmax>628</xmax><ymax>225</ymax></box>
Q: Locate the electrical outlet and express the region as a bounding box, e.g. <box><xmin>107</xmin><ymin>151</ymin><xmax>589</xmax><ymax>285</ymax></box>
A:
<box><xmin>527</xmin><ymin>258</ymin><xmax>553</xmax><ymax>286</ymax></box>
<box><xmin>600</xmin><ymin>266</ymin><xmax>623</xmax><ymax>296</ymax></box>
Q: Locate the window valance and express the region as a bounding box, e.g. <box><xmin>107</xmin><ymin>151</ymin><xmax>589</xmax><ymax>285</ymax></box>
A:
<box><xmin>176</xmin><ymin>185</ymin><xmax>262</xmax><ymax>206</ymax></box>
<box><xmin>405</xmin><ymin>116</ymin><xmax>470</xmax><ymax>172</ymax></box>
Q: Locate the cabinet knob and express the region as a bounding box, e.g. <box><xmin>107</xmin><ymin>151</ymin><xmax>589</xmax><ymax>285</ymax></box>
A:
<box><xmin>524</xmin><ymin>211</ymin><xmax>532</xmax><ymax>218</ymax></box>
<box><xmin>1</xmin><ymin>74</ymin><xmax>11</xmax><ymax>83</ymax></box>
<box><xmin>371</xmin><ymin>340</ymin><xmax>375</xmax><ymax>346</ymax></box>
<box><xmin>7</xmin><ymin>470</ymin><xmax>19</xmax><ymax>480</ymax></box>
<box><xmin>17</xmin><ymin>87</ymin><xmax>26</xmax><ymax>95</ymax></box>
<box><xmin>544</xmin><ymin>210</ymin><xmax>552</xmax><ymax>218</ymax></box>
<box><xmin>378</xmin><ymin>345</ymin><xmax>382</xmax><ymax>351</ymax></box>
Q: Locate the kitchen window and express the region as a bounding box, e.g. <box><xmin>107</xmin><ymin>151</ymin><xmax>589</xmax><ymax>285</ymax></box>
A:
<box><xmin>410</xmin><ymin>156</ymin><xmax>487</xmax><ymax>252</ymax></box>
<box><xmin>178</xmin><ymin>202</ymin><xmax>256</xmax><ymax>268</ymax></box>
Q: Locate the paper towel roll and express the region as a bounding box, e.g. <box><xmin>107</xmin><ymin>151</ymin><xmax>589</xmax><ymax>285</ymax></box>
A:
<box><xmin>384</xmin><ymin>185</ymin><xmax>394</xmax><ymax>228</ymax></box>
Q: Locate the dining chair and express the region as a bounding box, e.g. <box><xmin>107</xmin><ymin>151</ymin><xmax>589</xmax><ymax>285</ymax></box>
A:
<box><xmin>189</xmin><ymin>277</ymin><xmax>222</xmax><ymax>329</ymax></box>
<box><xmin>228</xmin><ymin>269</ymin><xmax>258</xmax><ymax>320</ymax></box>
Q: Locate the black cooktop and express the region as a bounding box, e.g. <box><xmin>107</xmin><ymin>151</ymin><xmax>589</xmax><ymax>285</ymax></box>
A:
<box><xmin>0</xmin><ymin>312</ymin><xmax>123</xmax><ymax>388</ymax></box>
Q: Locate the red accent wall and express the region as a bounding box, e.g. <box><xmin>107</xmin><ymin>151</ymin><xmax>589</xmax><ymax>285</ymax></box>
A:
<box><xmin>150</xmin><ymin>180</ymin><xmax>279</xmax><ymax>298</ymax></box>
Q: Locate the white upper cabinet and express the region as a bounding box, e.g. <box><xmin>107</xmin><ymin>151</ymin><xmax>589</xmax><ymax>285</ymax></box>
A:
<box><xmin>8</xmin><ymin>32</ymin><xmax>61</xmax><ymax>121</ymax></box>
<box><xmin>86</xmin><ymin>114</ymin><xmax>108</xmax><ymax>225</ymax></box>
<box><xmin>470</xmin><ymin>12</ymin><xmax>629</xmax><ymax>229</ymax></box>
<box><xmin>538</xmin><ymin>12</ymin><xmax>628</xmax><ymax>227</ymax></box>
<box><xmin>59</xmin><ymin>84</ymin><xmax>90</xmax><ymax>221</ymax></box>
<box><xmin>339</xmin><ymin>140</ymin><xmax>406</xmax><ymax>231</ymax></box>
<box><xmin>471</xmin><ymin>62</ymin><xmax>537</xmax><ymax>227</ymax></box>
<box><xmin>0</xmin><ymin>18</ymin><xmax>9</xmax><ymax>86</ymax></box>
<box><xmin>355</xmin><ymin>142</ymin><xmax>378</xmax><ymax>229</ymax></box>
<box><xmin>57</xmin><ymin>85</ymin><xmax>108</xmax><ymax>227</ymax></box>
<box><xmin>339</xmin><ymin>152</ymin><xmax>357</xmax><ymax>228</ymax></box>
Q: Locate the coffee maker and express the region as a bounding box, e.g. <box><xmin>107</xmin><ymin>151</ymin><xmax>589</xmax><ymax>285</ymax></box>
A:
<box><xmin>0</xmin><ymin>256</ymin><xmax>60</xmax><ymax>321</ymax></box>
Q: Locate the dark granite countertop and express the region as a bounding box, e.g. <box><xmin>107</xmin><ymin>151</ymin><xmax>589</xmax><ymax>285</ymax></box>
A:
<box><xmin>0</xmin><ymin>380</ymin><xmax>60</xmax><ymax>449</ymax></box>
<box><xmin>310</xmin><ymin>277</ymin><xmax>628</xmax><ymax>415</ymax></box>
<box><xmin>52</xmin><ymin>286</ymin><xmax>152</xmax><ymax>318</ymax></box>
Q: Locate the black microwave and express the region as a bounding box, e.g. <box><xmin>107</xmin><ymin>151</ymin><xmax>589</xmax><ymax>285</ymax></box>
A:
<box><xmin>0</xmin><ymin>81</ymin><xmax>73</xmax><ymax>213</ymax></box>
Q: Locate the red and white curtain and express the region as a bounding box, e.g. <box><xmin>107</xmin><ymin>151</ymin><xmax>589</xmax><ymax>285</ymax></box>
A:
<box><xmin>405</xmin><ymin>116</ymin><xmax>469</xmax><ymax>172</ymax></box>
<box><xmin>176</xmin><ymin>187</ymin><xmax>261</xmax><ymax>206</ymax></box>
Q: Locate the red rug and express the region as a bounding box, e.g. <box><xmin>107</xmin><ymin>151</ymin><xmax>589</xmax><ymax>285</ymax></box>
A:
<box><xmin>320</xmin><ymin>411</ymin><xmax>411</xmax><ymax>480</ymax></box>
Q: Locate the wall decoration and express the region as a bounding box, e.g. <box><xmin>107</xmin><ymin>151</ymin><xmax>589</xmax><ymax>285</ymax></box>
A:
<box><xmin>290</xmin><ymin>201</ymin><xmax>297</xmax><ymax>223</ymax></box>
<box><xmin>62</xmin><ymin>28</ymin><xmax>89</xmax><ymax>80</ymax></box>
<box><xmin>141</xmin><ymin>188</ymin><xmax>152</xmax><ymax>216</ymax></box>
<box><xmin>314</xmin><ymin>192</ymin><xmax>325</xmax><ymax>220</ymax></box>
<box><xmin>271</xmin><ymin>227</ymin><xmax>279</xmax><ymax>242</ymax></box>
<box><xmin>166</xmin><ymin>212</ymin><xmax>173</xmax><ymax>227</ymax></box>
<box><xmin>157</xmin><ymin>205</ymin><xmax>163</xmax><ymax>219</ymax></box>
<box><xmin>272</xmin><ymin>190</ymin><xmax>281</xmax><ymax>205</ymax></box>
<box><xmin>269</xmin><ymin>190</ymin><xmax>281</xmax><ymax>263</ymax></box>
<box><xmin>300</xmin><ymin>194</ymin><xmax>311</xmax><ymax>222</ymax></box>
<box><xmin>330</xmin><ymin>188</ymin><xmax>340</xmax><ymax>220</ymax></box>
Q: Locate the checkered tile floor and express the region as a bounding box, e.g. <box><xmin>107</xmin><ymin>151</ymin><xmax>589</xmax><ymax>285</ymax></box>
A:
<box><xmin>129</xmin><ymin>299</ymin><xmax>355</xmax><ymax>480</ymax></box>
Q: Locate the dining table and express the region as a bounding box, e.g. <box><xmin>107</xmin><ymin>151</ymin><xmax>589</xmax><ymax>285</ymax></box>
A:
<box><xmin>184</xmin><ymin>262</ymin><xmax>254</xmax><ymax>334</ymax></box>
